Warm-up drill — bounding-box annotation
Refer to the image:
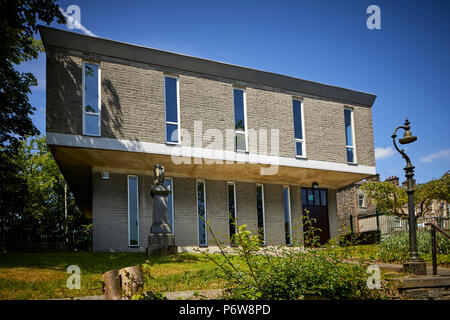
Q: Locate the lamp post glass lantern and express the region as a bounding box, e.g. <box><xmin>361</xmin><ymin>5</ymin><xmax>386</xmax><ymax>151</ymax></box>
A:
<box><xmin>391</xmin><ymin>118</ymin><xmax>426</xmax><ymax>275</ymax></box>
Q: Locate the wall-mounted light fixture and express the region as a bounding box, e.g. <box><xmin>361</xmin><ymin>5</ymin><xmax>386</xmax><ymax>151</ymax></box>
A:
<box><xmin>101</xmin><ymin>172</ymin><xmax>110</xmax><ymax>180</ymax></box>
<box><xmin>312</xmin><ymin>181</ymin><xmax>319</xmax><ymax>189</ymax></box>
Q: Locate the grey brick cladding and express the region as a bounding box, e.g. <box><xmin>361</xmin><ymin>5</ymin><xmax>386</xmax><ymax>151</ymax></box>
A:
<box><xmin>46</xmin><ymin>46</ymin><xmax>375</xmax><ymax>167</ymax></box>
<box><xmin>92</xmin><ymin>171</ymin><xmax>339</xmax><ymax>251</ymax></box>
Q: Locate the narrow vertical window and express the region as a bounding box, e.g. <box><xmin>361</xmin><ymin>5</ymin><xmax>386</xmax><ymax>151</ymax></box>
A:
<box><xmin>233</xmin><ymin>88</ymin><xmax>247</xmax><ymax>152</ymax></box>
<box><xmin>344</xmin><ymin>108</ymin><xmax>356</xmax><ymax>163</ymax></box>
<box><xmin>197</xmin><ymin>180</ymin><xmax>207</xmax><ymax>246</ymax></box>
<box><xmin>256</xmin><ymin>184</ymin><xmax>265</xmax><ymax>245</ymax></box>
<box><xmin>164</xmin><ymin>178</ymin><xmax>174</xmax><ymax>234</ymax></box>
<box><xmin>128</xmin><ymin>176</ymin><xmax>139</xmax><ymax>247</ymax></box>
<box><xmin>228</xmin><ymin>182</ymin><xmax>237</xmax><ymax>242</ymax></box>
<box><xmin>83</xmin><ymin>62</ymin><xmax>100</xmax><ymax>136</ymax></box>
<box><xmin>293</xmin><ymin>99</ymin><xmax>305</xmax><ymax>157</ymax></box>
<box><xmin>165</xmin><ymin>76</ymin><xmax>180</xmax><ymax>144</ymax></box>
<box><xmin>283</xmin><ymin>186</ymin><xmax>292</xmax><ymax>245</ymax></box>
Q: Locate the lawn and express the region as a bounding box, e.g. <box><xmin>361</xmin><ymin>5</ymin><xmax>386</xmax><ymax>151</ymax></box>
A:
<box><xmin>331</xmin><ymin>244</ymin><xmax>450</xmax><ymax>267</ymax></box>
<box><xmin>0</xmin><ymin>251</ymin><xmax>223</xmax><ymax>300</ymax></box>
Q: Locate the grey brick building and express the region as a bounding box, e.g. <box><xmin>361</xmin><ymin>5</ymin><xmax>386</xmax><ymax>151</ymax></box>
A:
<box><xmin>39</xmin><ymin>26</ymin><xmax>377</xmax><ymax>252</ymax></box>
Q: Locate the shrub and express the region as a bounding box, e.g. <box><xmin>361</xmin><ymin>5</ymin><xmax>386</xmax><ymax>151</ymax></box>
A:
<box><xmin>378</xmin><ymin>230</ymin><xmax>450</xmax><ymax>262</ymax></box>
<box><xmin>198</xmin><ymin>215</ymin><xmax>380</xmax><ymax>300</ymax></box>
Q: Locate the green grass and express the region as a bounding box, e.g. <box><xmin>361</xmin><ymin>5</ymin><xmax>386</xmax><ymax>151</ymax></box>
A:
<box><xmin>0</xmin><ymin>252</ymin><xmax>222</xmax><ymax>300</ymax></box>
<box><xmin>328</xmin><ymin>243</ymin><xmax>450</xmax><ymax>266</ymax></box>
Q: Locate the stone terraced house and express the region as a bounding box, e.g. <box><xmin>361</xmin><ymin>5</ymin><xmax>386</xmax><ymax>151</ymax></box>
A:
<box><xmin>39</xmin><ymin>26</ymin><xmax>377</xmax><ymax>252</ymax></box>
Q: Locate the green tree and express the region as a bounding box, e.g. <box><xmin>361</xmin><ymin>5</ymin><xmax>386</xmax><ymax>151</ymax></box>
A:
<box><xmin>0</xmin><ymin>1</ymin><xmax>65</xmax><ymax>246</ymax></box>
<box><xmin>361</xmin><ymin>172</ymin><xmax>450</xmax><ymax>219</ymax></box>
<box><xmin>0</xmin><ymin>0</ymin><xmax>64</xmax><ymax>152</ymax></box>
<box><xmin>1</xmin><ymin>136</ymin><xmax>88</xmax><ymax>247</ymax></box>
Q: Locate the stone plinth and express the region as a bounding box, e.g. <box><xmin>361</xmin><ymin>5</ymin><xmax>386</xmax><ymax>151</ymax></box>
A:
<box><xmin>403</xmin><ymin>261</ymin><xmax>427</xmax><ymax>275</ymax></box>
<box><xmin>147</xmin><ymin>184</ymin><xmax>177</xmax><ymax>256</ymax></box>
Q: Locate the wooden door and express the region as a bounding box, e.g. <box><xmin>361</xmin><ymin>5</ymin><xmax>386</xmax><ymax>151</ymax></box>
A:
<box><xmin>301</xmin><ymin>188</ymin><xmax>330</xmax><ymax>245</ymax></box>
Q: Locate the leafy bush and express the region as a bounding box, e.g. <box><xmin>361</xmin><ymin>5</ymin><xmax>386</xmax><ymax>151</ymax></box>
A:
<box><xmin>199</xmin><ymin>215</ymin><xmax>380</xmax><ymax>300</ymax></box>
<box><xmin>378</xmin><ymin>230</ymin><xmax>450</xmax><ymax>262</ymax></box>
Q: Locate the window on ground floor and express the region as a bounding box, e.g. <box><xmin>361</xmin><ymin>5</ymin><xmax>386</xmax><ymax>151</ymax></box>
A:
<box><xmin>256</xmin><ymin>184</ymin><xmax>266</xmax><ymax>245</ymax></box>
<box><xmin>197</xmin><ymin>180</ymin><xmax>207</xmax><ymax>246</ymax></box>
<box><xmin>228</xmin><ymin>182</ymin><xmax>237</xmax><ymax>243</ymax></box>
<box><xmin>283</xmin><ymin>186</ymin><xmax>292</xmax><ymax>245</ymax></box>
<box><xmin>164</xmin><ymin>178</ymin><xmax>174</xmax><ymax>234</ymax></box>
<box><xmin>128</xmin><ymin>175</ymin><xmax>139</xmax><ymax>247</ymax></box>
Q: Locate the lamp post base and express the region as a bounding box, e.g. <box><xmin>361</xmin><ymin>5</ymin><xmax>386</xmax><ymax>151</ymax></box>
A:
<box><xmin>403</xmin><ymin>261</ymin><xmax>427</xmax><ymax>275</ymax></box>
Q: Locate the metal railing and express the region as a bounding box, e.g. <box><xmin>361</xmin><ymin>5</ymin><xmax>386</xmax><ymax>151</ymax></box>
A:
<box><xmin>357</xmin><ymin>213</ymin><xmax>449</xmax><ymax>237</ymax></box>
<box><xmin>425</xmin><ymin>222</ymin><xmax>450</xmax><ymax>275</ymax></box>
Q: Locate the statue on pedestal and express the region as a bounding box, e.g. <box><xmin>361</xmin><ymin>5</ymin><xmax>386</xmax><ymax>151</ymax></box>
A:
<box><xmin>147</xmin><ymin>163</ymin><xmax>177</xmax><ymax>256</ymax></box>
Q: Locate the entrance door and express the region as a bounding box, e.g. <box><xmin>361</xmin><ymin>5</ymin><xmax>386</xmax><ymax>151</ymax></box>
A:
<box><xmin>301</xmin><ymin>188</ymin><xmax>330</xmax><ymax>245</ymax></box>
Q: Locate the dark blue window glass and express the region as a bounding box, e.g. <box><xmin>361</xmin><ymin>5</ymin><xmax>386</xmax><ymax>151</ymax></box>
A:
<box><xmin>347</xmin><ymin>147</ymin><xmax>354</xmax><ymax>163</ymax></box>
<box><xmin>233</xmin><ymin>89</ymin><xmax>245</xmax><ymax>131</ymax></box>
<box><xmin>314</xmin><ymin>189</ymin><xmax>320</xmax><ymax>206</ymax></box>
<box><xmin>293</xmin><ymin>100</ymin><xmax>303</xmax><ymax>140</ymax></box>
<box><xmin>256</xmin><ymin>185</ymin><xmax>265</xmax><ymax>245</ymax></box>
<box><xmin>296</xmin><ymin>141</ymin><xmax>303</xmax><ymax>156</ymax></box>
<box><xmin>228</xmin><ymin>184</ymin><xmax>236</xmax><ymax>240</ymax></box>
<box><xmin>166</xmin><ymin>123</ymin><xmax>179</xmax><ymax>143</ymax></box>
<box><xmin>197</xmin><ymin>181</ymin><xmax>207</xmax><ymax>246</ymax></box>
<box><xmin>128</xmin><ymin>176</ymin><xmax>138</xmax><ymax>246</ymax></box>
<box><xmin>165</xmin><ymin>77</ymin><xmax>178</xmax><ymax>123</ymax></box>
<box><xmin>320</xmin><ymin>189</ymin><xmax>327</xmax><ymax>206</ymax></box>
<box><xmin>302</xmin><ymin>188</ymin><xmax>307</xmax><ymax>205</ymax></box>
<box><xmin>84</xmin><ymin>63</ymin><xmax>99</xmax><ymax>113</ymax></box>
<box><xmin>344</xmin><ymin>108</ymin><xmax>353</xmax><ymax>146</ymax></box>
<box><xmin>283</xmin><ymin>187</ymin><xmax>291</xmax><ymax>245</ymax></box>
<box><xmin>164</xmin><ymin>179</ymin><xmax>174</xmax><ymax>233</ymax></box>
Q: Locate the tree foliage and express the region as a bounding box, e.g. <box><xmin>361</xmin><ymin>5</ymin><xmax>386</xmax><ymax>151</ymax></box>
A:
<box><xmin>0</xmin><ymin>136</ymin><xmax>89</xmax><ymax>248</ymax></box>
<box><xmin>0</xmin><ymin>0</ymin><xmax>64</xmax><ymax>151</ymax></box>
<box><xmin>361</xmin><ymin>171</ymin><xmax>450</xmax><ymax>218</ymax></box>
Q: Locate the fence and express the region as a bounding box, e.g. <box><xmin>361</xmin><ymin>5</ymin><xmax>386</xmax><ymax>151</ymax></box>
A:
<box><xmin>356</xmin><ymin>213</ymin><xmax>450</xmax><ymax>238</ymax></box>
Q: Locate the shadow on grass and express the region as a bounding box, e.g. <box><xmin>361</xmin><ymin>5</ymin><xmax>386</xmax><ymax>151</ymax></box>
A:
<box><xmin>0</xmin><ymin>251</ymin><xmax>208</xmax><ymax>274</ymax></box>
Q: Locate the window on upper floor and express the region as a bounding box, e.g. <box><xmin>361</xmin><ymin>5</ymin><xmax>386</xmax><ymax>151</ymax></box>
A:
<box><xmin>292</xmin><ymin>99</ymin><xmax>306</xmax><ymax>157</ymax></box>
<box><xmin>344</xmin><ymin>107</ymin><xmax>356</xmax><ymax>163</ymax></box>
<box><xmin>165</xmin><ymin>75</ymin><xmax>180</xmax><ymax>144</ymax></box>
<box><xmin>83</xmin><ymin>62</ymin><xmax>100</xmax><ymax>136</ymax></box>
<box><xmin>358</xmin><ymin>194</ymin><xmax>364</xmax><ymax>207</ymax></box>
<box><xmin>233</xmin><ymin>88</ymin><xmax>247</xmax><ymax>152</ymax></box>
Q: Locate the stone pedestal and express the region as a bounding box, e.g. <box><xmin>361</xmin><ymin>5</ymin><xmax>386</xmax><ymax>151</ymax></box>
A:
<box><xmin>147</xmin><ymin>184</ymin><xmax>177</xmax><ymax>256</ymax></box>
<box><xmin>403</xmin><ymin>261</ymin><xmax>427</xmax><ymax>275</ymax></box>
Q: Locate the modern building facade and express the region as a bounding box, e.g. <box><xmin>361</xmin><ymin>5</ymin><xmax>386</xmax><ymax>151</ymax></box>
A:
<box><xmin>39</xmin><ymin>26</ymin><xmax>377</xmax><ymax>252</ymax></box>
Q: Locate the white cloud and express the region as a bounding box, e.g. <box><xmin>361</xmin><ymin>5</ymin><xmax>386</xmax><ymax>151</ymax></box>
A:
<box><xmin>420</xmin><ymin>149</ymin><xmax>450</xmax><ymax>163</ymax></box>
<box><xmin>375</xmin><ymin>146</ymin><xmax>395</xmax><ymax>160</ymax></box>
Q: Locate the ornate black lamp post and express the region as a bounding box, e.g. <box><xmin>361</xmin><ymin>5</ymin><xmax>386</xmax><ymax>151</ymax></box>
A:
<box><xmin>392</xmin><ymin>118</ymin><xmax>426</xmax><ymax>275</ymax></box>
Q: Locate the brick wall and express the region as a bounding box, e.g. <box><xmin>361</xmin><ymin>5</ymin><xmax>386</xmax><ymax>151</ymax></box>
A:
<box><xmin>92</xmin><ymin>171</ymin><xmax>342</xmax><ymax>252</ymax></box>
<box><xmin>46</xmin><ymin>47</ymin><xmax>375</xmax><ymax>167</ymax></box>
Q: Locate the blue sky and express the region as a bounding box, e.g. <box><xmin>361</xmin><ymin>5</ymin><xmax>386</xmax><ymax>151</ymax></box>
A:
<box><xmin>19</xmin><ymin>0</ymin><xmax>450</xmax><ymax>184</ymax></box>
